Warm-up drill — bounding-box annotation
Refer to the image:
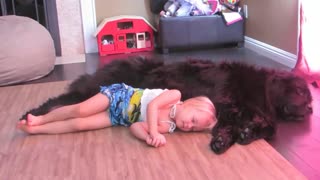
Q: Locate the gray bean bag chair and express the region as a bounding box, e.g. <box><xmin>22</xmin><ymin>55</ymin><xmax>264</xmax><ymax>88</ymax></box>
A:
<box><xmin>0</xmin><ymin>15</ymin><xmax>55</xmax><ymax>86</ymax></box>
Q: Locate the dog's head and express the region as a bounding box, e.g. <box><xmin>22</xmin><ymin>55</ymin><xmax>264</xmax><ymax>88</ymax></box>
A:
<box><xmin>268</xmin><ymin>72</ymin><xmax>313</xmax><ymax>121</ymax></box>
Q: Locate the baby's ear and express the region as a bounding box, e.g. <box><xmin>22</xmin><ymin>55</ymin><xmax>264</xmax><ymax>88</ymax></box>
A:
<box><xmin>209</xmin><ymin>122</ymin><xmax>216</xmax><ymax>129</ymax></box>
<box><xmin>202</xmin><ymin>124</ymin><xmax>214</xmax><ymax>133</ymax></box>
<box><xmin>203</xmin><ymin>129</ymin><xmax>212</xmax><ymax>134</ymax></box>
<box><xmin>205</xmin><ymin>118</ymin><xmax>217</xmax><ymax>132</ymax></box>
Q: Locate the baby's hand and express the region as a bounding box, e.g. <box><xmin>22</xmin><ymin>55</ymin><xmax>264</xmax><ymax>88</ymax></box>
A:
<box><xmin>146</xmin><ymin>133</ymin><xmax>166</xmax><ymax>147</ymax></box>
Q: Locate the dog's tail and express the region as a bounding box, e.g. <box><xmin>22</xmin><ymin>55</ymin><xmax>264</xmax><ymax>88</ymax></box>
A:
<box><xmin>19</xmin><ymin>91</ymin><xmax>88</xmax><ymax>120</ymax></box>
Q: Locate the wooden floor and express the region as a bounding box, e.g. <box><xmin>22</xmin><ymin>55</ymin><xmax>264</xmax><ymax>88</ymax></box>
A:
<box><xmin>0</xmin><ymin>81</ymin><xmax>307</xmax><ymax>179</ymax></box>
<box><xmin>0</xmin><ymin>48</ymin><xmax>320</xmax><ymax>179</ymax></box>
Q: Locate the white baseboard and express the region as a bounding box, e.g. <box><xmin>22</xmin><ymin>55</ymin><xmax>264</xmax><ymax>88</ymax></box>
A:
<box><xmin>55</xmin><ymin>54</ymin><xmax>86</xmax><ymax>65</ymax></box>
<box><xmin>244</xmin><ymin>36</ymin><xmax>297</xmax><ymax>68</ymax></box>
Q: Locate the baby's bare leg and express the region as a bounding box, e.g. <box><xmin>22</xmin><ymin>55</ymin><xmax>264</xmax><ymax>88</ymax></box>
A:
<box><xmin>17</xmin><ymin>111</ymin><xmax>112</xmax><ymax>134</ymax></box>
<box><xmin>27</xmin><ymin>93</ymin><xmax>110</xmax><ymax>126</ymax></box>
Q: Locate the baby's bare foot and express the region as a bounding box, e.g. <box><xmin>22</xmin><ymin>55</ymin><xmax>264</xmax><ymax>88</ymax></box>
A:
<box><xmin>27</xmin><ymin>114</ymin><xmax>44</xmax><ymax>126</ymax></box>
<box><xmin>16</xmin><ymin>120</ymin><xmax>35</xmax><ymax>134</ymax></box>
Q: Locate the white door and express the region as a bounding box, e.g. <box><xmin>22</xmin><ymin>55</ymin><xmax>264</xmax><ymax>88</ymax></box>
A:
<box><xmin>136</xmin><ymin>33</ymin><xmax>146</xmax><ymax>49</ymax></box>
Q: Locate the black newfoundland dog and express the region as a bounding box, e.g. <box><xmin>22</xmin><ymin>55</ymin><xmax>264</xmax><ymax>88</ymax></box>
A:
<box><xmin>21</xmin><ymin>57</ymin><xmax>313</xmax><ymax>154</ymax></box>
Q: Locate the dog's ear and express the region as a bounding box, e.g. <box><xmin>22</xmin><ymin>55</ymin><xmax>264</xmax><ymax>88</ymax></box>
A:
<box><xmin>270</xmin><ymin>73</ymin><xmax>286</xmax><ymax>84</ymax></box>
<box><xmin>295</xmin><ymin>87</ymin><xmax>306</xmax><ymax>96</ymax></box>
<box><xmin>268</xmin><ymin>73</ymin><xmax>288</xmax><ymax>93</ymax></box>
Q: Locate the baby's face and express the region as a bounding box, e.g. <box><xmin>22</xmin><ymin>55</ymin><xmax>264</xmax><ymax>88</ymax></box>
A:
<box><xmin>175</xmin><ymin>107</ymin><xmax>214</xmax><ymax>132</ymax></box>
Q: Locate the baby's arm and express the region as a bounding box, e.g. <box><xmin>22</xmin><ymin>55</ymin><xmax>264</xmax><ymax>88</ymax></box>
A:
<box><xmin>129</xmin><ymin>122</ymin><xmax>149</xmax><ymax>141</ymax></box>
<box><xmin>147</xmin><ymin>89</ymin><xmax>181</xmax><ymax>137</ymax></box>
<box><xmin>129</xmin><ymin>122</ymin><xmax>171</xmax><ymax>147</ymax></box>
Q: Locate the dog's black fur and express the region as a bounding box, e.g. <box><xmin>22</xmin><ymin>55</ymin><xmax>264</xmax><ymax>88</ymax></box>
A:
<box><xmin>21</xmin><ymin>57</ymin><xmax>313</xmax><ymax>154</ymax></box>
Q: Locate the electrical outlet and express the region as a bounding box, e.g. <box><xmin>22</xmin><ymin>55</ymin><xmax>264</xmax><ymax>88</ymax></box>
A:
<box><xmin>244</xmin><ymin>4</ymin><xmax>248</xmax><ymax>19</ymax></box>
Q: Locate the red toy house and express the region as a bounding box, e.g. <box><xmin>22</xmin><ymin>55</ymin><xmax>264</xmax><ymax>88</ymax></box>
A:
<box><xmin>94</xmin><ymin>15</ymin><xmax>157</xmax><ymax>56</ymax></box>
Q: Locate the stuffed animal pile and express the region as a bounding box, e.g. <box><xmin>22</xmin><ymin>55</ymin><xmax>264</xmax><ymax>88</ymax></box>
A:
<box><xmin>159</xmin><ymin>0</ymin><xmax>240</xmax><ymax>17</ymax></box>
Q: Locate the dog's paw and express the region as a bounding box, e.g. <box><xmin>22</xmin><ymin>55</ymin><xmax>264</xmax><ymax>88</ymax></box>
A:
<box><xmin>237</xmin><ymin>126</ymin><xmax>254</xmax><ymax>145</ymax></box>
<box><xmin>236</xmin><ymin>114</ymin><xmax>275</xmax><ymax>145</ymax></box>
<box><xmin>210</xmin><ymin>132</ymin><xmax>234</xmax><ymax>154</ymax></box>
<box><xmin>236</xmin><ymin>125</ymin><xmax>275</xmax><ymax>145</ymax></box>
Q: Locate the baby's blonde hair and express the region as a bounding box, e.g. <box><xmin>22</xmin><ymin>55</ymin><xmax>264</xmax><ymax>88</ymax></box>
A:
<box><xmin>183</xmin><ymin>96</ymin><xmax>217</xmax><ymax>130</ymax></box>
